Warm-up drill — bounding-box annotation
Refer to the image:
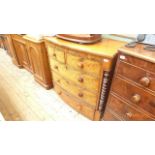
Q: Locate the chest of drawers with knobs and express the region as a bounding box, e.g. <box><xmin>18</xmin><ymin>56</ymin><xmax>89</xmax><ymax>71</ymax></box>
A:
<box><xmin>103</xmin><ymin>44</ymin><xmax>155</xmax><ymax>121</ymax></box>
<box><xmin>45</xmin><ymin>36</ymin><xmax>125</xmax><ymax>120</ymax></box>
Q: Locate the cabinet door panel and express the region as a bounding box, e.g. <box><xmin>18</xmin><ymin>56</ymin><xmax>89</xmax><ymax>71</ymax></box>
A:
<box><xmin>12</xmin><ymin>39</ymin><xmax>31</xmax><ymax>71</ymax></box>
<box><xmin>29</xmin><ymin>45</ymin><xmax>43</xmax><ymax>81</ymax></box>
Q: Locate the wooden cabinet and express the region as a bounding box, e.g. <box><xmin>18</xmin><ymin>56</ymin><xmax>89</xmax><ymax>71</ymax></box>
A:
<box><xmin>11</xmin><ymin>35</ymin><xmax>52</xmax><ymax>89</ymax></box>
<box><xmin>24</xmin><ymin>36</ymin><xmax>52</xmax><ymax>89</ymax></box>
<box><xmin>45</xmin><ymin>36</ymin><xmax>125</xmax><ymax>120</ymax></box>
<box><xmin>11</xmin><ymin>34</ymin><xmax>33</xmax><ymax>72</ymax></box>
<box><xmin>0</xmin><ymin>34</ymin><xmax>20</xmax><ymax>67</ymax></box>
<box><xmin>103</xmin><ymin>44</ymin><xmax>155</xmax><ymax>121</ymax></box>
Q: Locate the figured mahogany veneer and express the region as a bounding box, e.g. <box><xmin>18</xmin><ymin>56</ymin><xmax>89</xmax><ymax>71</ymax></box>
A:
<box><xmin>45</xmin><ymin>36</ymin><xmax>125</xmax><ymax>120</ymax></box>
<box><xmin>103</xmin><ymin>44</ymin><xmax>155</xmax><ymax>121</ymax></box>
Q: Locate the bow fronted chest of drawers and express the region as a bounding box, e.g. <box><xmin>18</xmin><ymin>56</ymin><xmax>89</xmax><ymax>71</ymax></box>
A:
<box><xmin>45</xmin><ymin>37</ymin><xmax>125</xmax><ymax>120</ymax></box>
<box><xmin>103</xmin><ymin>44</ymin><xmax>155</xmax><ymax>121</ymax></box>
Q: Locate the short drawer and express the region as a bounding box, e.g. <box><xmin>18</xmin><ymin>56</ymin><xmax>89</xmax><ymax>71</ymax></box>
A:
<box><xmin>66</xmin><ymin>51</ymin><xmax>101</xmax><ymax>75</ymax></box>
<box><xmin>119</xmin><ymin>53</ymin><xmax>155</xmax><ymax>74</ymax></box>
<box><xmin>111</xmin><ymin>76</ymin><xmax>155</xmax><ymax>117</ymax></box>
<box><xmin>106</xmin><ymin>94</ymin><xmax>154</xmax><ymax>121</ymax></box>
<box><xmin>116</xmin><ymin>60</ymin><xmax>155</xmax><ymax>92</ymax></box>
<box><xmin>49</xmin><ymin>59</ymin><xmax>66</xmax><ymax>74</ymax></box>
<box><xmin>47</xmin><ymin>44</ymin><xmax>65</xmax><ymax>63</ymax></box>
<box><xmin>50</xmin><ymin>59</ymin><xmax>100</xmax><ymax>92</ymax></box>
<box><xmin>54</xmin><ymin>84</ymin><xmax>95</xmax><ymax>120</ymax></box>
<box><xmin>52</xmin><ymin>72</ymin><xmax>98</xmax><ymax>107</ymax></box>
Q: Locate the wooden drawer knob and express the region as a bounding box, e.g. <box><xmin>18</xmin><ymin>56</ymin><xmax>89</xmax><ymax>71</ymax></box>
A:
<box><xmin>58</xmin><ymin>91</ymin><xmax>62</xmax><ymax>95</ymax></box>
<box><xmin>139</xmin><ymin>77</ymin><xmax>150</xmax><ymax>87</ymax></box>
<box><xmin>126</xmin><ymin>112</ymin><xmax>133</xmax><ymax>118</ymax></box>
<box><xmin>78</xmin><ymin>93</ymin><xmax>83</xmax><ymax>97</ymax></box>
<box><xmin>78</xmin><ymin>77</ymin><xmax>84</xmax><ymax>83</ymax></box>
<box><xmin>131</xmin><ymin>94</ymin><xmax>141</xmax><ymax>104</ymax></box>
<box><xmin>57</xmin><ymin>79</ymin><xmax>60</xmax><ymax>83</ymax></box>
<box><xmin>149</xmin><ymin>101</ymin><xmax>155</xmax><ymax>108</ymax></box>
<box><xmin>54</xmin><ymin>65</ymin><xmax>58</xmax><ymax>69</ymax></box>
<box><xmin>78</xmin><ymin>62</ymin><xmax>84</xmax><ymax>68</ymax></box>
<box><xmin>53</xmin><ymin>53</ymin><xmax>56</xmax><ymax>57</ymax></box>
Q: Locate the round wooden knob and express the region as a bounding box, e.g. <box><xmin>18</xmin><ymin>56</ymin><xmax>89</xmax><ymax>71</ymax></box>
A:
<box><xmin>57</xmin><ymin>79</ymin><xmax>60</xmax><ymax>83</ymax></box>
<box><xmin>54</xmin><ymin>65</ymin><xmax>58</xmax><ymax>69</ymax></box>
<box><xmin>78</xmin><ymin>93</ymin><xmax>83</xmax><ymax>97</ymax></box>
<box><xmin>58</xmin><ymin>91</ymin><xmax>62</xmax><ymax>95</ymax></box>
<box><xmin>126</xmin><ymin>112</ymin><xmax>133</xmax><ymax>118</ymax></box>
<box><xmin>131</xmin><ymin>94</ymin><xmax>141</xmax><ymax>104</ymax></box>
<box><xmin>53</xmin><ymin>53</ymin><xmax>56</xmax><ymax>57</ymax></box>
<box><xmin>139</xmin><ymin>77</ymin><xmax>150</xmax><ymax>87</ymax></box>
<box><xmin>149</xmin><ymin>101</ymin><xmax>155</xmax><ymax>108</ymax></box>
<box><xmin>78</xmin><ymin>62</ymin><xmax>84</xmax><ymax>68</ymax></box>
<box><xmin>78</xmin><ymin>77</ymin><xmax>84</xmax><ymax>83</ymax></box>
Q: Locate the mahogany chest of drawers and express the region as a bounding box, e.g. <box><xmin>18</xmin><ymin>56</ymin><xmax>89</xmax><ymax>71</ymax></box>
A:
<box><xmin>45</xmin><ymin>36</ymin><xmax>125</xmax><ymax>120</ymax></box>
<box><xmin>103</xmin><ymin>44</ymin><xmax>155</xmax><ymax>121</ymax></box>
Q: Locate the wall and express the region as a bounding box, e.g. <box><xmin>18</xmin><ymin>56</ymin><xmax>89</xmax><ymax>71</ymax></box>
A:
<box><xmin>102</xmin><ymin>34</ymin><xmax>136</xmax><ymax>42</ymax></box>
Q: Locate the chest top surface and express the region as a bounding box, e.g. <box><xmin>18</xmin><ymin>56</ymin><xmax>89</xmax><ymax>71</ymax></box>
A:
<box><xmin>23</xmin><ymin>35</ymin><xmax>44</xmax><ymax>43</ymax></box>
<box><xmin>118</xmin><ymin>44</ymin><xmax>155</xmax><ymax>63</ymax></box>
<box><xmin>44</xmin><ymin>36</ymin><xmax>126</xmax><ymax>58</ymax></box>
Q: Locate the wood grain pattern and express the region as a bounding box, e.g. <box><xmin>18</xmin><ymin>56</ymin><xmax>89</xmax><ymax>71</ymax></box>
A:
<box><xmin>103</xmin><ymin>45</ymin><xmax>155</xmax><ymax>121</ymax></box>
<box><xmin>66</xmin><ymin>50</ymin><xmax>102</xmax><ymax>75</ymax></box>
<box><xmin>116</xmin><ymin>60</ymin><xmax>155</xmax><ymax>92</ymax></box>
<box><xmin>11</xmin><ymin>34</ymin><xmax>32</xmax><ymax>72</ymax></box>
<box><xmin>50</xmin><ymin>59</ymin><xmax>99</xmax><ymax>92</ymax></box>
<box><xmin>45</xmin><ymin>37</ymin><xmax>125</xmax><ymax>120</ymax></box>
<box><xmin>26</xmin><ymin>40</ymin><xmax>52</xmax><ymax>89</ymax></box>
<box><xmin>45</xmin><ymin>36</ymin><xmax>126</xmax><ymax>58</ymax></box>
<box><xmin>47</xmin><ymin>44</ymin><xmax>65</xmax><ymax>63</ymax></box>
<box><xmin>11</xmin><ymin>34</ymin><xmax>53</xmax><ymax>89</ymax></box>
<box><xmin>54</xmin><ymin>84</ymin><xmax>95</xmax><ymax>120</ymax></box>
<box><xmin>118</xmin><ymin>53</ymin><xmax>155</xmax><ymax>73</ymax></box>
<box><xmin>105</xmin><ymin>94</ymin><xmax>154</xmax><ymax>121</ymax></box>
<box><xmin>52</xmin><ymin>72</ymin><xmax>97</xmax><ymax>107</ymax></box>
<box><xmin>102</xmin><ymin>108</ymin><xmax>120</xmax><ymax>121</ymax></box>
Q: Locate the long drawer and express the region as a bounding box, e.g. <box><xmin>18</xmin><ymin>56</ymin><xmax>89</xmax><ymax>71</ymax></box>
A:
<box><xmin>54</xmin><ymin>84</ymin><xmax>95</xmax><ymax>120</ymax></box>
<box><xmin>116</xmin><ymin>60</ymin><xmax>155</xmax><ymax>92</ymax></box>
<box><xmin>52</xmin><ymin>72</ymin><xmax>98</xmax><ymax>107</ymax></box>
<box><xmin>50</xmin><ymin>59</ymin><xmax>100</xmax><ymax>93</ymax></box>
<box><xmin>111</xmin><ymin>76</ymin><xmax>155</xmax><ymax>117</ymax></box>
<box><xmin>105</xmin><ymin>93</ymin><xmax>154</xmax><ymax>121</ymax></box>
<box><xmin>119</xmin><ymin>53</ymin><xmax>155</xmax><ymax>74</ymax></box>
<box><xmin>66</xmin><ymin>50</ymin><xmax>102</xmax><ymax>75</ymax></box>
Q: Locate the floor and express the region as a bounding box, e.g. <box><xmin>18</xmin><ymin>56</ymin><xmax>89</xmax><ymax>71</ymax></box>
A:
<box><xmin>0</xmin><ymin>49</ymin><xmax>88</xmax><ymax>121</ymax></box>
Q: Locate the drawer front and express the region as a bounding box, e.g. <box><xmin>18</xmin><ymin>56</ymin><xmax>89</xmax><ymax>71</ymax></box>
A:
<box><xmin>67</xmin><ymin>51</ymin><xmax>101</xmax><ymax>75</ymax></box>
<box><xmin>117</xmin><ymin>60</ymin><xmax>155</xmax><ymax>92</ymax></box>
<box><xmin>106</xmin><ymin>94</ymin><xmax>154</xmax><ymax>121</ymax></box>
<box><xmin>111</xmin><ymin>76</ymin><xmax>155</xmax><ymax>117</ymax></box>
<box><xmin>47</xmin><ymin>45</ymin><xmax>65</xmax><ymax>63</ymax></box>
<box><xmin>103</xmin><ymin>108</ymin><xmax>121</xmax><ymax>121</ymax></box>
<box><xmin>52</xmin><ymin>72</ymin><xmax>98</xmax><ymax>107</ymax></box>
<box><xmin>50</xmin><ymin>59</ymin><xmax>99</xmax><ymax>92</ymax></box>
<box><xmin>119</xmin><ymin>53</ymin><xmax>155</xmax><ymax>74</ymax></box>
<box><xmin>54</xmin><ymin>84</ymin><xmax>95</xmax><ymax>120</ymax></box>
